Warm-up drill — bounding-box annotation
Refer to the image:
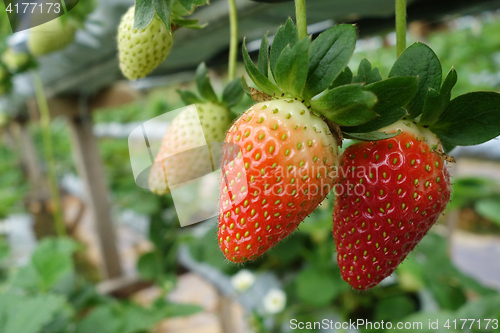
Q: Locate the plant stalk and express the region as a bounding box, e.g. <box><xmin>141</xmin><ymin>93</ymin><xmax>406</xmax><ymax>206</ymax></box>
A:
<box><xmin>295</xmin><ymin>0</ymin><xmax>308</xmax><ymax>39</ymax></box>
<box><xmin>396</xmin><ymin>0</ymin><xmax>407</xmax><ymax>57</ymax></box>
<box><xmin>228</xmin><ymin>0</ymin><xmax>239</xmax><ymax>81</ymax></box>
<box><xmin>32</xmin><ymin>71</ymin><xmax>67</xmax><ymax>237</ymax></box>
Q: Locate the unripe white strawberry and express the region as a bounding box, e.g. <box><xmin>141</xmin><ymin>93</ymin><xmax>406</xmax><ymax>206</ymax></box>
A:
<box><xmin>149</xmin><ymin>102</ymin><xmax>231</xmax><ymax>195</ymax></box>
<box><xmin>28</xmin><ymin>17</ymin><xmax>76</xmax><ymax>56</ymax></box>
<box><xmin>117</xmin><ymin>6</ymin><xmax>174</xmax><ymax>81</ymax></box>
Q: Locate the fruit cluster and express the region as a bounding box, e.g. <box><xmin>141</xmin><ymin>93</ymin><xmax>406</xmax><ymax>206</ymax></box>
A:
<box><xmin>137</xmin><ymin>5</ymin><xmax>500</xmax><ymax>290</ymax></box>
<box><xmin>213</xmin><ymin>20</ymin><xmax>500</xmax><ymax>290</ymax></box>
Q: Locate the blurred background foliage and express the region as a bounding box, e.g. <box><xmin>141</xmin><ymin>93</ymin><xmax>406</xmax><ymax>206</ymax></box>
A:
<box><xmin>0</xmin><ymin>8</ymin><xmax>500</xmax><ymax>333</ymax></box>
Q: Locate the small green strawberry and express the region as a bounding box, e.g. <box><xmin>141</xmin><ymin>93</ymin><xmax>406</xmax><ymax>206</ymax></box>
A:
<box><xmin>28</xmin><ymin>17</ymin><xmax>77</xmax><ymax>56</ymax></box>
<box><xmin>117</xmin><ymin>6</ymin><xmax>174</xmax><ymax>81</ymax></box>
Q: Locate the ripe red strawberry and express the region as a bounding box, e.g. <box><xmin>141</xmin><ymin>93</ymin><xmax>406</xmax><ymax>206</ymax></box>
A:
<box><xmin>333</xmin><ymin>120</ymin><xmax>451</xmax><ymax>290</ymax></box>
<box><xmin>218</xmin><ymin>99</ymin><xmax>339</xmax><ymax>263</ymax></box>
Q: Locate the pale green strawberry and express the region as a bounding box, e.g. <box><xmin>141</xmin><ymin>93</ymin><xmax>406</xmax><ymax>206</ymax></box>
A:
<box><xmin>149</xmin><ymin>102</ymin><xmax>231</xmax><ymax>195</ymax></box>
<box><xmin>118</xmin><ymin>6</ymin><xmax>174</xmax><ymax>81</ymax></box>
<box><xmin>28</xmin><ymin>17</ymin><xmax>76</xmax><ymax>56</ymax></box>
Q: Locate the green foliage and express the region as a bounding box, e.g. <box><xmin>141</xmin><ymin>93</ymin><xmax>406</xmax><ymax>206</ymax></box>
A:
<box><xmin>353</xmin><ymin>58</ymin><xmax>383</xmax><ymax>85</ymax></box>
<box><xmin>430</xmin><ymin>92</ymin><xmax>500</xmax><ymax>146</ymax></box>
<box><xmin>389</xmin><ymin>42</ymin><xmax>442</xmax><ymax>119</ymax></box>
<box><xmin>304</xmin><ymin>24</ymin><xmax>357</xmax><ymax>98</ymax></box>
<box><xmin>310</xmin><ymin>84</ymin><xmax>377</xmax><ymax>126</ymax></box>
<box><xmin>0</xmin><ymin>144</ymin><xmax>27</xmax><ymax>218</ymax></box>
<box><xmin>195</xmin><ymin>62</ymin><xmax>218</xmax><ymax>103</ymax></box>
<box><xmin>0</xmin><ymin>237</ymin><xmax>201</xmax><ymax>333</ymax></box>
<box><xmin>342</xmin><ymin>76</ymin><xmax>418</xmax><ymax>133</ymax></box>
<box><xmin>134</xmin><ymin>0</ymin><xmax>209</xmax><ymax>30</ymax></box>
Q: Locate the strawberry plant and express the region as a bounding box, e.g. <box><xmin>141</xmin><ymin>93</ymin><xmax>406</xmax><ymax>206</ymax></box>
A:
<box><xmin>118</xmin><ymin>0</ymin><xmax>209</xmax><ymax>80</ymax></box>
<box><xmin>216</xmin><ymin>0</ymin><xmax>500</xmax><ymax>293</ymax></box>
<box><xmin>218</xmin><ymin>2</ymin><xmax>419</xmax><ymax>263</ymax></box>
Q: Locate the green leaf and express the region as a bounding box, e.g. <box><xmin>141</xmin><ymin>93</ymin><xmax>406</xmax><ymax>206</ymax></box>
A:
<box><xmin>153</xmin><ymin>0</ymin><xmax>172</xmax><ymax>30</ymax></box>
<box><xmin>138</xmin><ymin>252</ymin><xmax>163</xmax><ymax>280</ymax></box>
<box><xmin>134</xmin><ymin>0</ymin><xmax>155</xmax><ymax>30</ymax></box>
<box><xmin>389</xmin><ymin>42</ymin><xmax>442</xmax><ymax>118</ymax></box>
<box><xmin>162</xmin><ymin>302</ymin><xmax>204</xmax><ymax>317</ymax></box>
<box><xmin>329</xmin><ymin>66</ymin><xmax>353</xmax><ymax>89</ymax></box>
<box><xmin>241</xmin><ymin>76</ymin><xmax>251</xmax><ymax>95</ymax></box>
<box><xmin>441</xmin><ymin>140</ymin><xmax>456</xmax><ymax>154</ymax></box>
<box><xmin>342</xmin><ymin>108</ymin><xmax>407</xmax><ymax>134</ymax></box>
<box><xmin>310</xmin><ymin>84</ymin><xmax>377</xmax><ymax>126</ymax></box>
<box><xmin>177</xmin><ymin>90</ymin><xmax>203</xmax><ymax>105</ymax></box>
<box><xmin>171</xmin><ymin>18</ymin><xmax>206</xmax><ymax>30</ymax></box>
<box><xmin>31</xmin><ymin>237</ymin><xmax>79</xmax><ymax>291</ymax></box>
<box><xmin>344</xmin><ymin>77</ymin><xmax>414</xmax><ymax>132</ymax></box>
<box><xmin>295</xmin><ymin>268</ymin><xmax>342</xmax><ymax>307</ymax></box>
<box><xmin>366</xmin><ymin>76</ymin><xmax>418</xmax><ymax>112</ymax></box>
<box><xmin>419</xmin><ymin>88</ymin><xmax>443</xmax><ymax>126</ymax></box>
<box><xmin>258</xmin><ymin>32</ymin><xmax>270</xmax><ymax>76</ymax></box>
<box><xmin>430</xmin><ymin>92</ymin><xmax>500</xmax><ymax>146</ymax></box>
<box><xmin>374</xmin><ymin>296</ymin><xmax>417</xmax><ymax>322</ymax></box>
<box><xmin>0</xmin><ymin>293</ymin><xmax>66</xmax><ymax>333</ymax></box>
<box><xmin>222</xmin><ymin>78</ymin><xmax>245</xmax><ymax>108</ymax></box>
<box><xmin>353</xmin><ymin>58</ymin><xmax>382</xmax><ymax>84</ymax></box>
<box><xmin>75</xmin><ymin>306</ymin><xmax>121</xmax><ymax>333</ymax></box>
<box><xmin>440</xmin><ymin>67</ymin><xmax>458</xmax><ymax>108</ymax></box>
<box><xmin>475</xmin><ymin>198</ymin><xmax>500</xmax><ymax>226</ymax></box>
<box><xmin>270</xmin><ymin>18</ymin><xmax>298</xmax><ymax>77</ymax></box>
<box><xmin>343</xmin><ymin>131</ymin><xmax>400</xmax><ymax>141</ymax></box>
<box><xmin>177</xmin><ymin>0</ymin><xmax>210</xmax><ymax>14</ymax></box>
<box><xmin>195</xmin><ymin>63</ymin><xmax>218</xmax><ymax>103</ymax></box>
<box><xmin>274</xmin><ymin>36</ymin><xmax>310</xmax><ymax>97</ymax></box>
<box><xmin>242</xmin><ymin>41</ymin><xmax>281</xmax><ymax>96</ymax></box>
<box><xmin>449</xmin><ymin>177</ymin><xmax>498</xmax><ymax>210</ymax></box>
<box><xmin>304</xmin><ymin>24</ymin><xmax>357</xmax><ymax>98</ymax></box>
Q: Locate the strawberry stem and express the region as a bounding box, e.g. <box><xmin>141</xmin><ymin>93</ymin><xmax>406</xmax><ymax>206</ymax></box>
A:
<box><xmin>396</xmin><ymin>0</ymin><xmax>407</xmax><ymax>56</ymax></box>
<box><xmin>228</xmin><ymin>0</ymin><xmax>239</xmax><ymax>81</ymax></box>
<box><xmin>295</xmin><ymin>0</ymin><xmax>308</xmax><ymax>40</ymax></box>
<box><xmin>32</xmin><ymin>71</ymin><xmax>67</xmax><ymax>237</ymax></box>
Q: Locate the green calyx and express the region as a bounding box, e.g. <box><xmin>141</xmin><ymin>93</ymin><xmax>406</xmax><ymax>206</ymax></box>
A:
<box><xmin>177</xmin><ymin>62</ymin><xmax>244</xmax><ymax>111</ymax></box>
<box><xmin>134</xmin><ymin>0</ymin><xmax>209</xmax><ymax>31</ymax></box>
<box><xmin>242</xmin><ymin>19</ymin><xmax>419</xmax><ymax>133</ymax></box>
<box><xmin>384</xmin><ymin>42</ymin><xmax>500</xmax><ymax>152</ymax></box>
<box><xmin>243</xmin><ymin>22</ymin><xmax>500</xmax><ymax>151</ymax></box>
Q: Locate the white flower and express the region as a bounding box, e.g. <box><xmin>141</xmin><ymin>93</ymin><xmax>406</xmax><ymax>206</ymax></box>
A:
<box><xmin>231</xmin><ymin>269</ymin><xmax>256</xmax><ymax>292</ymax></box>
<box><xmin>263</xmin><ymin>288</ymin><xmax>287</xmax><ymax>314</ymax></box>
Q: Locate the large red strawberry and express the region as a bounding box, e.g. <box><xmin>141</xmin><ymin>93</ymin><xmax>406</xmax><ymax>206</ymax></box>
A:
<box><xmin>333</xmin><ymin>120</ymin><xmax>451</xmax><ymax>290</ymax></box>
<box><xmin>218</xmin><ymin>99</ymin><xmax>340</xmax><ymax>262</ymax></box>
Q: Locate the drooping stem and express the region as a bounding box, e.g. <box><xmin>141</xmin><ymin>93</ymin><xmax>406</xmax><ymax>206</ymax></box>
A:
<box><xmin>295</xmin><ymin>0</ymin><xmax>307</xmax><ymax>40</ymax></box>
<box><xmin>32</xmin><ymin>71</ymin><xmax>67</xmax><ymax>237</ymax></box>
<box><xmin>228</xmin><ymin>0</ymin><xmax>239</xmax><ymax>81</ymax></box>
<box><xmin>396</xmin><ymin>0</ymin><xmax>407</xmax><ymax>57</ymax></box>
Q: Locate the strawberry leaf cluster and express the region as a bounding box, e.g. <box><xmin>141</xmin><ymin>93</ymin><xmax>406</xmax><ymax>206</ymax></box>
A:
<box><xmin>242</xmin><ymin>19</ymin><xmax>420</xmax><ymax>135</ymax></box>
<box><xmin>177</xmin><ymin>63</ymin><xmax>245</xmax><ymax>110</ymax></box>
<box><xmin>134</xmin><ymin>0</ymin><xmax>209</xmax><ymax>31</ymax></box>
